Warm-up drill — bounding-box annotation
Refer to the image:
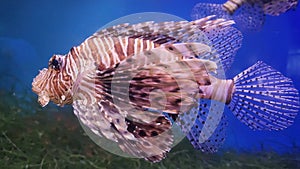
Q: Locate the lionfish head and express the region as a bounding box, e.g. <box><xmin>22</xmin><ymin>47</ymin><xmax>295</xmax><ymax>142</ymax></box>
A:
<box><xmin>32</xmin><ymin>54</ymin><xmax>73</xmax><ymax>107</ymax></box>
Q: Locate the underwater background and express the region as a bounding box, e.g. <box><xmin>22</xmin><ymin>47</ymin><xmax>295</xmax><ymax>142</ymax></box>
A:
<box><xmin>0</xmin><ymin>0</ymin><xmax>299</xmax><ymax>168</ymax></box>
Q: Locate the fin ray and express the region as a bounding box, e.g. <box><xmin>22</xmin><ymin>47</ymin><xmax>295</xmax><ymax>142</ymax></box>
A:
<box><xmin>97</xmin><ymin>43</ymin><xmax>220</xmax><ymax>114</ymax></box>
<box><xmin>178</xmin><ymin>99</ymin><xmax>227</xmax><ymax>153</ymax></box>
<box><xmin>191</xmin><ymin>2</ymin><xmax>265</xmax><ymax>31</ymax></box>
<box><xmin>228</xmin><ymin>61</ymin><xmax>300</xmax><ymax>130</ymax></box>
<box><xmin>94</xmin><ymin>16</ymin><xmax>240</xmax><ymax>69</ymax></box>
<box><xmin>263</xmin><ymin>0</ymin><xmax>298</xmax><ymax>16</ymax></box>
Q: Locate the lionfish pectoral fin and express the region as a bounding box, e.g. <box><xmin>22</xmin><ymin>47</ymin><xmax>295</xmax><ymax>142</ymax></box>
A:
<box><xmin>98</xmin><ymin>43</ymin><xmax>215</xmax><ymax>114</ymax></box>
<box><xmin>177</xmin><ymin>99</ymin><xmax>227</xmax><ymax>153</ymax></box>
<box><xmin>72</xmin><ymin>69</ymin><xmax>174</xmax><ymax>161</ymax></box>
<box><xmin>72</xmin><ymin>70</ymin><xmax>134</xmax><ymax>141</ymax></box>
<box><xmin>228</xmin><ymin>61</ymin><xmax>300</xmax><ymax>131</ymax></box>
<box><xmin>122</xmin><ymin>114</ymin><xmax>173</xmax><ymax>162</ymax></box>
<box><xmin>73</xmin><ymin>98</ymin><xmax>119</xmax><ymax>141</ymax></box>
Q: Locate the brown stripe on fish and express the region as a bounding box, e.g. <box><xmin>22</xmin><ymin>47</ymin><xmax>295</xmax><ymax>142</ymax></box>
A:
<box><xmin>104</xmin><ymin>37</ymin><xmax>118</xmax><ymax>68</ymax></box>
<box><xmin>143</xmin><ymin>39</ymin><xmax>149</xmax><ymax>50</ymax></box>
<box><xmin>117</xmin><ymin>36</ymin><xmax>129</xmax><ymax>61</ymax></box>
<box><xmin>69</xmin><ymin>47</ymin><xmax>82</xmax><ymax>73</ymax></box>
<box><xmin>73</xmin><ymin>73</ymin><xmax>98</xmax><ymax>103</ymax></box>
<box><xmin>68</xmin><ymin>36</ymin><xmax>162</xmax><ymax>78</ymax></box>
<box><xmin>112</xmin><ymin>37</ymin><xmax>126</xmax><ymax>62</ymax></box>
<box><xmin>52</xmin><ymin>78</ymin><xmax>64</xmax><ymax>102</ymax></box>
<box><xmin>98</xmin><ymin>37</ymin><xmax>112</xmax><ymax>68</ymax></box>
<box><xmin>91</xmin><ymin>38</ymin><xmax>105</xmax><ymax>66</ymax></box>
<box><xmin>112</xmin><ymin>37</ymin><xmax>158</xmax><ymax>67</ymax></box>
<box><xmin>127</xmin><ymin>38</ymin><xmax>135</xmax><ymax>57</ymax></box>
<box><xmin>135</xmin><ymin>38</ymin><xmax>142</xmax><ymax>54</ymax></box>
<box><xmin>65</xmin><ymin>53</ymin><xmax>79</xmax><ymax>80</ymax></box>
<box><xmin>78</xmin><ymin>38</ymin><xmax>91</xmax><ymax>61</ymax></box>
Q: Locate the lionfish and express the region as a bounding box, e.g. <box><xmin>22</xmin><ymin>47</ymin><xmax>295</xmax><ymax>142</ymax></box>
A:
<box><xmin>32</xmin><ymin>16</ymin><xmax>299</xmax><ymax>162</ymax></box>
<box><xmin>191</xmin><ymin>0</ymin><xmax>299</xmax><ymax>31</ymax></box>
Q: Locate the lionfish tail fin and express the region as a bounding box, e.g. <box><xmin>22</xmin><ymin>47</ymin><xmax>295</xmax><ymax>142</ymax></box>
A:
<box><xmin>228</xmin><ymin>61</ymin><xmax>300</xmax><ymax>130</ymax></box>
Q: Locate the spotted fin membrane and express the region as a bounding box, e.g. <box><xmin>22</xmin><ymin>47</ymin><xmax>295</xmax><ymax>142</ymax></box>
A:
<box><xmin>192</xmin><ymin>0</ymin><xmax>298</xmax><ymax>32</ymax></box>
<box><xmin>202</xmin><ymin>26</ymin><xmax>242</xmax><ymax>71</ymax></box>
<box><xmin>177</xmin><ymin>99</ymin><xmax>228</xmax><ymax>153</ymax></box>
<box><xmin>262</xmin><ymin>0</ymin><xmax>298</xmax><ymax>16</ymax></box>
<box><xmin>191</xmin><ymin>2</ymin><xmax>265</xmax><ymax>31</ymax></box>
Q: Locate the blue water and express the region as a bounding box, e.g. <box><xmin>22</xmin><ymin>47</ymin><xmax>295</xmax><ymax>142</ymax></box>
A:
<box><xmin>1</xmin><ymin>0</ymin><xmax>300</xmax><ymax>159</ymax></box>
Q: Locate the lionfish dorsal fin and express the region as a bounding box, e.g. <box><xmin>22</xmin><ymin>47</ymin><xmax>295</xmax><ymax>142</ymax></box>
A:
<box><xmin>191</xmin><ymin>2</ymin><xmax>265</xmax><ymax>31</ymax></box>
<box><xmin>93</xmin><ymin>16</ymin><xmax>241</xmax><ymax>70</ymax></box>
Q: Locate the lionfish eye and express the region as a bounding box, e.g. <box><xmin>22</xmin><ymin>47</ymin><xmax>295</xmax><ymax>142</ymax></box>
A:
<box><xmin>50</xmin><ymin>59</ymin><xmax>60</xmax><ymax>70</ymax></box>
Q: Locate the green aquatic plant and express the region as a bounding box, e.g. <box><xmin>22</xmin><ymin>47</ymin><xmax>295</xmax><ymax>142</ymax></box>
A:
<box><xmin>0</xmin><ymin>89</ymin><xmax>299</xmax><ymax>169</ymax></box>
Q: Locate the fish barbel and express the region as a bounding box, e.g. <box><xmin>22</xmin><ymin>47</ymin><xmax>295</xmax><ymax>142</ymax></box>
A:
<box><xmin>32</xmin><ymin>16</ymin><xmax>299</xmax><ymax>162</ymax></box>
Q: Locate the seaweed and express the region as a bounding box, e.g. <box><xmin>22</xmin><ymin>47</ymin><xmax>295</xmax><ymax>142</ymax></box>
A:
<box><xmin>0</xmin><ymin>88</ymin><xmax>299</xmax><ymax>169</ymax></box>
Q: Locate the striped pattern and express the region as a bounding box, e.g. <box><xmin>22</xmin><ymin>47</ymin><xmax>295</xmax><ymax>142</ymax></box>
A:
<box><xmin>32</xmin><ymin>17</ymin><xmax>242</xmax><ymax>162</ymax></box>
<box><xmin>93</xmin><ymin>43</ymin><xmax>218</xmax><ymax>114</ymax></box>
<box><xmin>223</xmin><ymin>0</ymin><xmax>247</xmax><ymax>14</ymax></box>
<box><xmin>93</xmin><ymin>15</ymin><xmax>240</xmax><ymax>71</ymax></box>
<box><xmin>228</xmin><ymin>61</ymin><xmax>300</xmax><ymax>130</ymax></box>
<box><xmin>93</xmin><ymin>15</ymin><xmax>232</xmax><ymax>40</ymax></box>
<box><xmin>32</xmin><ymin>16</ymin><xmax>241</xmax><ymax>108</ymax></box>
<box><xmin>199</xmin><ymin>76</ymin><xmax>235</xmax><ymax>104</ymax></box>
<box><xmin>31</xmin><ymin>17</ymin><xmax>300</xmax><ymax>162</ymax></box>
<box><xmin>33</xmin><ymin>36</ymin><xmax>160</xmax><ymax>107</ymax></box>
<box><xmin>71</xmin><ymin>42</ymin><xmax>236</xmax><ymax>162</ymax></box>
<box><xmin>32</xmin><ymin>55</ymin><xmax>73</xmax><ymax>107</ymax></box>
<box><xmin>193</xmin><ymin>0</ymin><xmax>298</xmax><ymax>31</ymax></box>
<box><xmin>67</xmin><ymin>36</ymin><xmax>160</xmax><ymax>79</ymax></box>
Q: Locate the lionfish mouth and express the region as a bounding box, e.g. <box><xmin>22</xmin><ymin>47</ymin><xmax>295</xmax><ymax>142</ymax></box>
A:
<box><xmin>32</xmin><ymin>68</ymin><xmax>50</xmax><ymax>107</ymax></box>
